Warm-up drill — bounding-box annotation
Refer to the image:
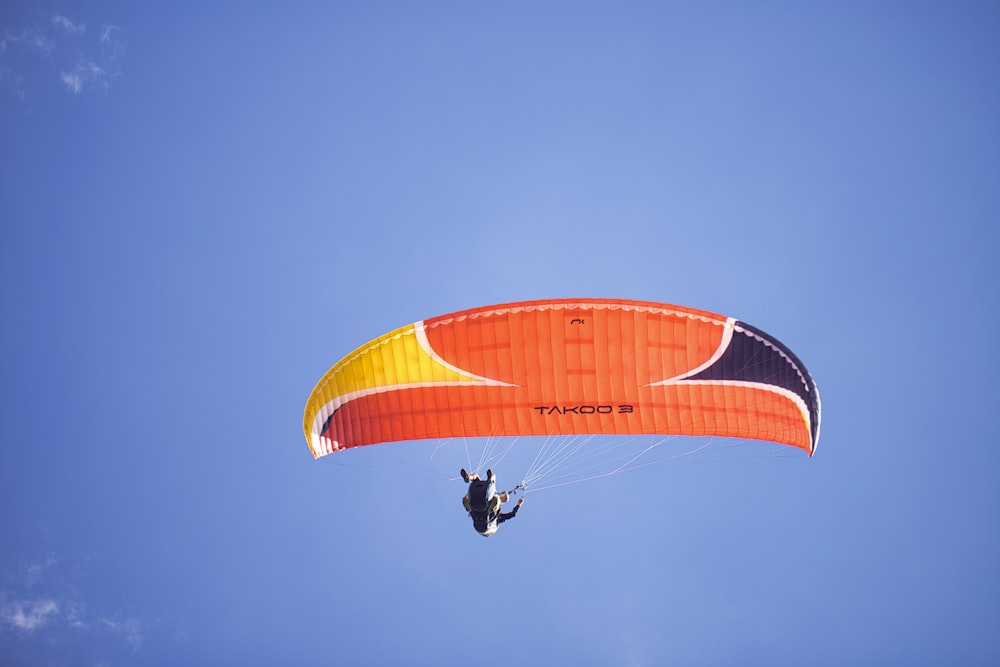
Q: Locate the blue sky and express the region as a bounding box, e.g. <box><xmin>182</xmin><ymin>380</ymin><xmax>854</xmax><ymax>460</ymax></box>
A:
<box><xmin>2</xmin><ymin>2</ymin><xmax>998</xmax><ymax>665</ymax></box>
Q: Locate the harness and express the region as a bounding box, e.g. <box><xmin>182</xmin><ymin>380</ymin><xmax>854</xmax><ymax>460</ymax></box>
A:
<box><xmin>468</xmin><ymin>480</ymin><xmax>499</xmax><ymax>531</ymax></box>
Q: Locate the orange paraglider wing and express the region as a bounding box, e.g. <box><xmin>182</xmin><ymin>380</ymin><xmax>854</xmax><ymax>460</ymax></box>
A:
<box><xmin>303</xmin><ymin>299</ymin><xmax>821</xmax><ymax>458</ymax></box>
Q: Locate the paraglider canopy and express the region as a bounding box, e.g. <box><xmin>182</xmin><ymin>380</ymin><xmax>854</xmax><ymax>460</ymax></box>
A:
<box><xmin>303</xmin><ymin>299</ymin><xmax>821</xmax><ymax>461</ymax></box>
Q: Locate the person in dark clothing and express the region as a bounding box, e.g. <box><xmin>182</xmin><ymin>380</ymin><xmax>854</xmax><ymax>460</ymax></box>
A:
<box><xmin>460</xmin><ymin>468</ymin><xmax>523</xmax><ymax>537</ymax></box>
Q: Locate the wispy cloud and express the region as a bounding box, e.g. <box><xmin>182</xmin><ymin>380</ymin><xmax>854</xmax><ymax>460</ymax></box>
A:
<box><xmin>1</xmin><ymin>12</ymin><xmax>124</xmax><ymax>98</ymax></box>
<box><xmin>0</xmin><ymin>28</ymin><xmax>54</xmax><ymax>55</ymax></box>
<box><xmin>0</xmin><ymin>597</ymin><xmax>60</xmax><ymax>631</ymax></box>
<box><xmin>101</xmin><ymin>615</ymin><xmax>146</xmax><ymax>652</ymax></box>
<box><xmin>52</xmin><ymin>15</ymin><xmax>86</xmax><ymax>35</ymax></box>
<box><xmin>99</xmin><ymin>25</ymin><xmax>119</xmax><ymax>45</ymax></box>
<box><xmin>1</xmin><ymin>555</ymin><xmax>153</xmax><ymax>657</ymax></box>
<box><xmin>60</xmin><ymin>71</ymin><xmax>82</xmax><ymax>93</ymax></box>
<box><xmin>24</xmin><ymin>554</ymin><xmax>58</xmax><ymax>588</ymax></box>
<box><xmin>61</xmin><ymin>60</ymin><xmax>106</xmax><ymax>94</ymax></box>
<box><xmin>65</xmin><ymin>599</ymin><xmax>89</xmax><ymax>630</ymax></box>
<box><xmin>98</xmin><ymin>24</ymin><xmax>125</xmax><ymax>79</ymax></box>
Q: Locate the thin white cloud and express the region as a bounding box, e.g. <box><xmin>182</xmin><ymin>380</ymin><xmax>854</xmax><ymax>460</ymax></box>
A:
<box><xmin>61</xmin><ymin>70</ymin><xmax>83</xmax><ymax>93</ymax></box>
<box><xmin>2</xmin><ymin>556</ymin><xmax>153</xmax><ymax>655</ymax></box>
<box><xmin>1</xmin><ymin>29</ymin><xmax>54</xmax><ymax>55</ymax></box>
<box><xmin>1</xmin><ymin>591</ymin><xmax>150</xmax><ymax>653</ymax></box>
<box><xmin>100</xmin><ymin>615</ymin><xmax>145</xmax><ymax>652</ymax></box>
<box><xmin>99</xmin><ymin>25</ymin><xmax>125</xmax><ymax>69</ymax></box>
<box><xmin>25</xmin><ymin>554</ymin><xmax>58</xmax><ymax>588</ymax></box>
<box><xmin>99</xmin><ymin>25</ymin><xmax>119</xmax><ymax>45</ymax></box>
<box><xmin>1</xmin><ymin>598</ymin><xmax>60</xmax><ymax>631</ymax></box>
<box><xmin>52</xmin><ymin>15</ymin><xmax>86</xmax><ymax>35</ymax></box>
<box><xmin>65</xmin><ymin>600</ymin><xmax>89</xmax><ymax>630</ymax></box>
<box><xmin>2</xmin><ymin>14</ymin><xmax>124</xmax><ymax>98</ymax></box>
<box><xmin>60</xmin><ymin>59</ymin><xmax>106</xmax><ymax>93</ymax></box>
